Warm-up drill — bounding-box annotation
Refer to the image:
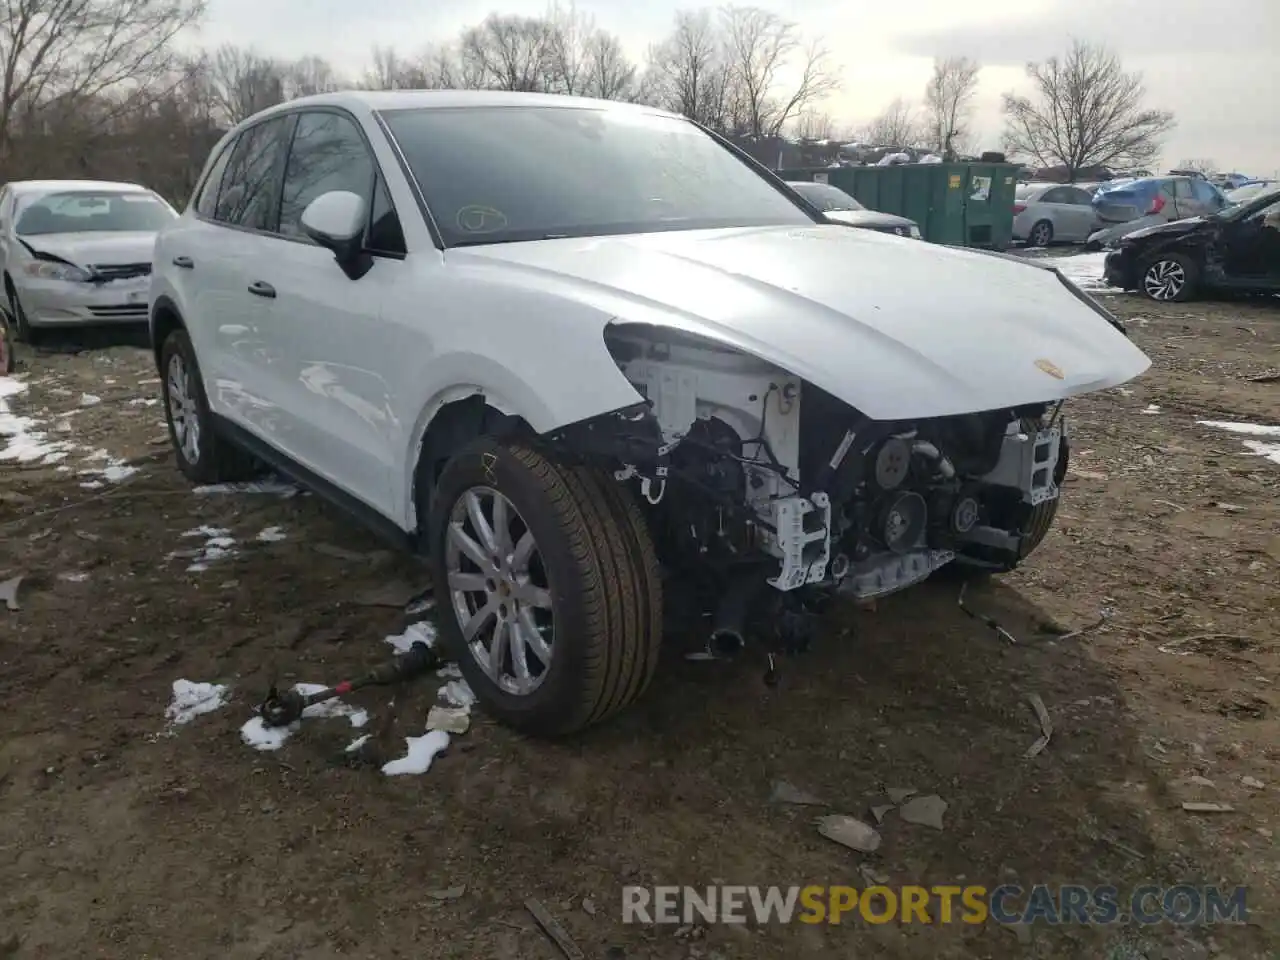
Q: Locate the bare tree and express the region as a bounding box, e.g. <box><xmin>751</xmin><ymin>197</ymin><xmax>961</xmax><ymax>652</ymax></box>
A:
<box><xmin>1002</xmin><ymin>39</ymin><xmax>1175</xmax><ymax>180</ymax></box>
<box><xmin>285</xmin><ymin>55</ymin><xmax>343</xmax><ymax>99</ymax></box>
<box><xmin>204</xmin><ymin>45</ymin><xmax>285</xmax><ymax>124</ymax></box>
<box><xmin>642</xmin><ymin>10</ymin><xmax>733</xmax><ymax>132</ymax></box>
<box><xmin>544</xmin><ymin>1</ymin><xmax>590</xmax><ymax>95</ymax></box>
<box><xmin>792</xmin><ymin>109</ymin><xmax>833</xmax><ymax>140</ymax></box>
<box><xmin>580</xmin><ymin>30</ymin><xmax>636</xmax><ymax>101</ymax></box>
<box><xmin>861</xmin><ymin>98</ymin><xmax>921</xmax><ymax>145</ymax></box>
<box><xmin>460</xmin><ymin>14</ymin><xmax>553</xmax><ymax>92</ymax></box>
<box><xmin>362</xmin><ymin>45</ymin><xmax>433</xmax><ymax>90</ymax></box>
<box><xmin>923</xmin><ymin>55</ymin><xmax>979</xmax><ymax>157</ymax></box>
<box><xmin>0</xmin><ymin>0</ymin><xmax>205</xmax><ymax>157</ymax></box>
<box><xmin>718</xmin><ymin>5</ymin><xmax>837</xmax><ymax>137</ymax></box>
<box><xmin>1176</xmin><ymin>158</ymin><xmax>1216</xmax><ymax>174</ymax></box>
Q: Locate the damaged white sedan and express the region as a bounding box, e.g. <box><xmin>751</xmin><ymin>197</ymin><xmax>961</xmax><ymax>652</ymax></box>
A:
<box><xmin>150</xmin><ymin>90</ymin><xmax>1150</xmax><ymax>736</ymax></box>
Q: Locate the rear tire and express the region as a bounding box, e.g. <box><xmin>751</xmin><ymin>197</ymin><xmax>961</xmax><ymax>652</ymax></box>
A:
<box><xmin>1028</xmin><ymin>220</ymin><xmax>1053</xmax><ymax>247</ymax></box>
<box><xmin>159</xmin><ymin>328</ymin><xmax>259</xmax><ymax>485</ymax></box>
<box><xmin>429</xmin><ymin>438</ymin><xmax>661</xmax><ymax>736</ymax></box>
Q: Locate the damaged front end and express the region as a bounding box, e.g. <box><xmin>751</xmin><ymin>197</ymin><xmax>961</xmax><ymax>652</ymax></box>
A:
<box><xmin>544</xmin><ymin>324</ymin><xmax>1069</xmax><ymax>611</ymax></box>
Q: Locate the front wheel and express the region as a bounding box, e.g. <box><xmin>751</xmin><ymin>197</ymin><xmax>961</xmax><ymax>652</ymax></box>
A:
<box><xmin>1141</xmin><ymin>253</ymin><xmax>1198</xmax><ymax>302</ymax></box>
<box><xmin>1027</xmin><ymin>220</ymin><xmax>1053</xmax><ymax>247</ymax></box>
<box><xmin>429</xmin><ymin>438</ymin><xmax>662</xmax><ymax>736</ymax></box>
<box><xmin>0</xmin><ymin>305</ymin><xmax>13</xmax><ymax>374</ymax></box>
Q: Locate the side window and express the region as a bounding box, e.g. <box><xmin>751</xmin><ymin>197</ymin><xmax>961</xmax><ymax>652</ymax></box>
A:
<box><xmin>1173</xmin><ymin>179</ymin><xmax>1194</xmax><ymax>199</ymax></box>
<box><xmin>279</xmin><ymin>111</ymin><xmax>376</xmax><ymax>241</ymax></box>
<box><xmin>1040</xmin><ymin>188</ymin><xmax>1068</xmax><ymax>204</ymax></box>
<box><xmin>214</xmin><ymin>116</ymin><xmax>292</xmax><ymax>231</ymax></box>
<box><xmin>367</xmin><ymin>176</ymin><xmax>406</xmax><ymax>255</ymax></box>
<box><xmin>194</xmin><ymin>139</ymin><xmax>235</xmax><ymax>219</ymax></box>
<box><xmin>1065</xmin><ymin>187</ymin><xmax>1092</xmax><ymax>205</ymax></box>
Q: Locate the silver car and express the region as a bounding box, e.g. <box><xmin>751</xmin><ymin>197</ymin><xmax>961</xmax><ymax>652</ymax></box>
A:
<box><xmin>0</xmin><ymin>179</ymin><xmax>177</xmax><ymax>342</ymax></box>
<box><xmin>1012</xmin><ymin>182</ymin><xmax>1100</xmax><ymax>246</ymax></box>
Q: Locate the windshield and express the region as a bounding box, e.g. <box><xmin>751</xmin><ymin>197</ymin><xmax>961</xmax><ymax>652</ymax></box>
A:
<box><xmin>788</xmin><ymin>180</ymin><xmax>864</xmax><ymax>212</ymax></box>
<box><xmin>1220</xmin><ymin>189</ymin><xmax>1280</xmax><ymax>221</ymax></box>
<box><xmin>15</xmin><ymin>190</ymin><xmax>174</xmax><ymax>236</ymax></box>
<box><xmin>378</xmin><ymin>105</ymin><xmax>816</xmax><ymax>246</ymax></box>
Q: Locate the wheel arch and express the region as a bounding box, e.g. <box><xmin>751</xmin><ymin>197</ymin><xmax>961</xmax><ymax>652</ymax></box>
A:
<box><xmin>150</xmin><ymin>295</ymin><xmax>187</xmax><ymax>372</ymax></box>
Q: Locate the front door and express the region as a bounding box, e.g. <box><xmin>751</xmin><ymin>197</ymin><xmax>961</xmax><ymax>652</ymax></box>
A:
<box><xmin>254</xmin><ymin>108</ymin><xmax>414</xmax><ymax>518</ymax></box>
<box><xmin>1221</xmin><ymin>198</ymin><xmax>1280</xmax><ymax>283</ymax></box>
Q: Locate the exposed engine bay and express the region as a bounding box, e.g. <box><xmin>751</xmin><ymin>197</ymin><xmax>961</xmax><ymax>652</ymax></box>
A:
<box><xmin>548</xmin><ymin>327</ymin><xmax>1069</xmax><ymax>610</ymax></box>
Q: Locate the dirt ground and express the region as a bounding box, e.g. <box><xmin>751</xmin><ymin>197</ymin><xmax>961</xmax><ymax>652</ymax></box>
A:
<box><xmin>1</xmin><ymin>264</ymin><xmax>1278</xmax><ymax>960</ymax></box>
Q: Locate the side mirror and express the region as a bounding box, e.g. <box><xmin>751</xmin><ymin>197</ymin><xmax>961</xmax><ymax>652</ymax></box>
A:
<box><xmin>301</xmin><ymin>190</ymin><xmax>367</xmax><ymax>264</ymax></box>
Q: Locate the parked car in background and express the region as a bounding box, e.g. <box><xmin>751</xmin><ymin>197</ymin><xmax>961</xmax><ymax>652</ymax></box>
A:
<box><xmin>1224</xmin><ymin>179</ymin><xmax>1278</xmax><ymax>206</ymax></box>
<box><xmin>1104</xmin><ymin>187</ymin><xmax>1280</xmax><ymax>302</ymax></box>
<box><xmin>149</xmin><ymin>89</ymin><xmax>1147</xmax><ymax>736</ymax></box>
<box><xmin>0</xmin><ymin>179</ymin><xmax>177</xmax><ymax>343</ymax></box>
<box><xmin>785</xmin><ymin>180</ymin><xmax>921</xmax><ymax>237</ymax></box>
<box><xmin>1012</xmin><ymin>182</ymin><xmax>1100</xmax><ymax>246</ymax></box>
<box><xmin>1085</xmin><ymin>176</ymin><xmax>1229</xmax><ymax>249</ymax></box>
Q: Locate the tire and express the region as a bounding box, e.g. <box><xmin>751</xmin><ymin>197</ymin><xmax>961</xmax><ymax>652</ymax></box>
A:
<box><xmin>1028</xmin><ymin>220</ymin><xmax>1053</xmax><ymax>247</ymax></box>
<box><xmin>429</xmin><ymin>437</ymin><xmax>661</xmax><ymax>736</ymax></box>
<box><xmin>6</xmin><ymin>284</ymin><xmax>39</xmax><ymax>345</ymax></box>
<box><xmin>159</xmin><ymin>328</ymin><xmax>259</xmax><ymax>484</ymax></box>
<box><xmin>0</xmin><ymin>306</ymin><xmax>13</xmax><ymax>374</ymax></box>
<box><xmin>1140</xmin><ymin>252</ymin><xmax>1198</xmax><ymax>302</ymax></box>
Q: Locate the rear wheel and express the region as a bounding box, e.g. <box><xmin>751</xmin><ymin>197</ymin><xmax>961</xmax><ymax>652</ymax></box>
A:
<box><xmin>1141</xmin><ymin>253</ymin><xmax>1198</xmax><ymax>302</ymax></box>
<box><xmin>1027</xmin><ymin>220</ymin><xmax>1053</xmax><ymax>247</ymax></box>
<box><xmin>159</xmin><ymin>328</ymin><xmax>259</xmax><ymax>484</ymax></box>
<box><xmin>429</xmin><ymin>437</ymin><xmax>662</xmax><ymax>736</ymax></box>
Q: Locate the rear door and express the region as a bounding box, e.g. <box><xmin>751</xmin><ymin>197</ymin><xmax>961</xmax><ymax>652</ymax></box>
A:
<box><xmin>1170</xmin><ymin>178</ymin><xmax>1199</xmax><ymax>220</ymax></box>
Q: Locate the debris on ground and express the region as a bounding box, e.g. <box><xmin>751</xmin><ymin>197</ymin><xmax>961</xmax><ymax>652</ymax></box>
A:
<box><xmin>898</xmin><ymin>795</ymin><xmax>947</xmax><ymax>830</ymax></box>
<box><xmin>353</xmin><ymin>579</ymin><xmax>426</xmax><ymax>608</ymax></box>
<box><xmin>1242</xmin><ymin>776</ymin><xmax>1265</xmax><ymax>790</ymax></box>
<box><xmin>885</xmin><ymin>787</ymin><xmax>916</xmax><ymax>804</ymax></box>
<box><xmin>769</xmin><ymin>781</ymin><xmax>825</xmax><ymax>805</ymax></box>
<box><xmin>815</xmin><ymin>814</ymin><xmax>881</xmax><ymax>853</ymax></box>
<box><xmin>870</xmin><ymin>803</ymin><xmax>894</xmax><ymax>823</ymax></box>
<box><xmin>1025</xmin><ymin>693</ymin><xmax>1054</xmax><ymax>758</ymax></box>
<box><xmin>439</xmin><ymin>679</ymin><xmax>477</xmax><ymax>709</ymax></box>
<box><xmin>957</xmin><ymin>582</ymin><xmax>1017</xmax><ymax>644</ymax></box>
<box><xmin>1181</xmin><ymin>802</ymin><xmax>1234</xmax><ymax>813</ymax></box>
<box><xmin>427</xmin><ymin>705</ymin><xmax>471</xmax><ymax>735</ymax></box>
<box><xmin>525</xmin><ymin>897</ymin><xmax>586</xmax><ymax>960</ymax></box>
<box><xmin>425</xmin><ymin>885</ymin><xmax>466</xmax><ymax>901</ymax></box>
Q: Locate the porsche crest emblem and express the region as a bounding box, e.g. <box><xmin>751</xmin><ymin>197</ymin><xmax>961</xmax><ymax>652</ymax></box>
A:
<box><xmin>1035</xmin><ymin>358</ymin><xmax>1065</xmax><ymax>380</ymax></box>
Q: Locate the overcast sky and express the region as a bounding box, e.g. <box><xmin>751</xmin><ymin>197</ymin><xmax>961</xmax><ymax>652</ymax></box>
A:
<box><xmin>186</xmin><ymin>0</ymin><xmax>1279</xmax><ymax>174</ymax></box>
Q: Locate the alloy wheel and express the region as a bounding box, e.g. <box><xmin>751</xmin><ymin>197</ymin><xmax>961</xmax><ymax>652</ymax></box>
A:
<box><xmin>1031</xmin><ymin>222</ymin><xmax>1052</xmax><ymax>246</ymax></box>
<box><xmin>166</xmin><ymin>353</ymin><xmax>202</xmax><ymax>465</ymax></box>
<box><xmin>1143</xmin><ymin>259</ymin><xmax>1185</xmax><ymax>300</ymax></box>
<box><xmin>445</xmin><ymin>486</ymin><xmax>555</xmax><ymax>696</ymax></box>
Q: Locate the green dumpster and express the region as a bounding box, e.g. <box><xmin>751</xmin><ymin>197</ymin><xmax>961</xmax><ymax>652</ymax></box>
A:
<box><xmin>776</xmin><ymin>162</ymin><xmax>1020</xmax><ymax>250</ymax></box>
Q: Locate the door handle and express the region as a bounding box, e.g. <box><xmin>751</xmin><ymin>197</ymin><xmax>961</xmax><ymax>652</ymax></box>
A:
<box><xmin>172</xmin><ymin>255</ymin><xmax>194</xmax><ymax>269</ymax></box>
<box><xmin>247</xmin><ymin>280</ymin><xmax>276</xmax><ymax>299</ymax></box>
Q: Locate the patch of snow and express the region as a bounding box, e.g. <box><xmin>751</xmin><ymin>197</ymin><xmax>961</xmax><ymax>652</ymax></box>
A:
<box><xmin>439</xmin><ymin>678</ymin><xmax>477</xmax><ymax>709</ymax></box>
<box><xmin>79</xmin><ymin>393</ymin><xmax>102</xmax><ymax>406</ymax></box>
<box><xmin>1053</xmin><ymin>252</ymin><xmax>1112</xmax><ymax>291</ymax></box>
<box><xmin>80</xmin><ymin>480</ymin><xmax>105</xmax><ymax>490</ymax></box>
<box><xmin>295</xmin><ymin>683</ymin><xmax>370</xmax><ymax>727</ymax></box>
<box><xmin>436</xmin><ymin>663</ymin><xmax>462</xmax><ymax>680</ymax></box>
<box><xmin>1199</xmin><ymin>421</ymin><xmax>1280</xmax><ymax>465</ymax></box>
<box><xmin>240</xmin><ymin>716</ymin><xmax>293</xmax><ymax>751</ymax></box>
<box><xmin>239</xmin><ymin>682</ymin><xmax>368</xmax><ymax>752</ymax></box>
<box><xmin>256</xmin><ymin>526</ymin><xmax>287</xmax><ymax>542</ymax></box>
<box><xmin>346</xmin><ymin>734</ymin><xmax>371</xmax><ymax>753</ymax></box>
<box><xmin>1142</xmin><ymin>404</ymin><xmax>1161</xmax><ymax>414</ymax></box>
<box><xmin>58</xmin><ymin>571</ymin><xmax>90</xmax><ymax>582</ymax></box>
<box><xmin>165</xmin><ymin>680</ymin><xmax>229</xmax><ymax>728</ymax></box>
<box><xmin>382</xmin><ymin>729</ymin><xmax>450</xmax><ymax>776</ymax></box>
<box><xmin>128</xmin><ymin>397</ymin><xmax>159</xmax><ymax>407</ymax></box>
<box><xmin>193</xmin><ymin>478</ymin><xmax>300</xmax><ymax>497</ymax></box>
<box><xmin>101</xmin><ymin>463</ymin><xmax>139</xmax><ymax>482</ymax></box>
<box><xmin>171</xmin><ymin>526</ymin><xmax>239</xmax><ymax>572</ymax></box>
<box><xmin>384</xmin><ymin>620</ymin><xmax>437</xmax><ymax>654</ymax></box>
<box><xmin>0</xmin><ymin>376</ymin><xmax>72</xmax><ymax>464</ymax></box>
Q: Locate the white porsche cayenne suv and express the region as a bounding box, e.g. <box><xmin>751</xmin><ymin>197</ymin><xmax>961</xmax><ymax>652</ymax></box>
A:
<box><xmin>150</xmin><ymin>90</ymin><xmax>1149</xmax><ymax>736</ymax></box>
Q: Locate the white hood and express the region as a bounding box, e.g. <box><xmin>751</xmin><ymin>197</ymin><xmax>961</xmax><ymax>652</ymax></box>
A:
<box><xmin>451</xmin><ymin>224</ymin><xmax>1150</xmax><ymax>421</ymax></box>
<box><xmin>19</xmin><ymin>231</ymin><xmax>157</xmax><ymax>268</ymax></box>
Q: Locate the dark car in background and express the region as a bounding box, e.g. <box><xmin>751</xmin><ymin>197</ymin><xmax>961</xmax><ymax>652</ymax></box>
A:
<box><xmin>1086</xmin><ymin>176</ymin><xmax>1229</xmax><ymax>249</ymax></box>
<box><xmin>785</xmin><ymin>180</ymin><xmax>922</xmax><ymax>238</ymax></box>
<box><xmin>1104</xmin><ymin>187</ymin><xmax>1280</xmax><ymax>302</ymax></box>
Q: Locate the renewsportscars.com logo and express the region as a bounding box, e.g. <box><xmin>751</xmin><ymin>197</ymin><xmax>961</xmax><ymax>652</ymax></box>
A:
<box><xmin>622</xmin><ymin>884</ymin><xmax>1249</xmax><ymax>926</ymax></box>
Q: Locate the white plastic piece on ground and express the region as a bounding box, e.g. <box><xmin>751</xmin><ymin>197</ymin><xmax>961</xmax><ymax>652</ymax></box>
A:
<box><xmin>79</xmin><ymin>393</ymin><xmax>102</xmax><ymax>406</ymax></box>
<box><xmin>346</xmin><ymin>734</ymin><xmax>371</xmax><ymax>753</ymax></box>
<box><xmin>165</xmin><ymin>680</ymin><xmax>229</xmax><ymax>728</ymax></box>
<box><xmin>1142</xmin><ymin>404</ymin><xmax>1161</xmax><ymax>414</ymax></box>
<box><xmin>256</xmin><ymin>526</ymin><xmax>287</xmax><ymax>542</ymax></box>
<box><xmin>1199</xmin><ymin>421</ymin><xmax>1280</xmax><ymax>466</ymax></box>
<box><xmin>58</xmin><ymin>571</ymin><xmax>90</xmax><ymax>582</ymax></box>
<box><xmin>295</xmin><ymin>683</ymin><xmax>370</xmax><ymax>727</ymax></box>
<box><xmin>382</xmin><ymin>729</ymin><xmax>450</xmax><ymax>776</ymax></box>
